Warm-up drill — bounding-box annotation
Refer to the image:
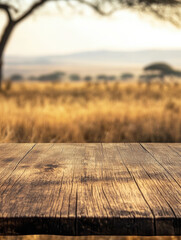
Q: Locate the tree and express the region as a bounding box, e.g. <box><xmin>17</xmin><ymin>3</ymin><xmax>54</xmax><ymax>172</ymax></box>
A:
<box><xmin>1</xmin><ymin>0</ymin><xmax>181</xmax><ymax>89</ymax></box>
<box><xmin>144</xmin><ymin>62</ymin><xmax>173</xmax><ymax>73</ymax></box>
<box><xmin>84</xmin><ymin>75</ymin><xmax>92</xmax><ymax>82</ymax></box>
<box><xmin>144</xmin><ymin>62</ymin><xmax>181</xmax><ymax>81</ymax></box>
<box><xmin>121</xmin><ymin>73</ymin><xmax>134</xmax><ymax>81</ymax></box>
<box><xmin>97</xmin><ymin>74</ymin><xmax>107</xmax><ymax>81</ymax></box>
<box><xmin>10</xmin><ymin>73</ymin><xmax>23</xmax><ymax>81</ymax></box>
<box><xmin>139</xmin><ymin>73</ymin><xmax>160</xmax><ymax>83</ymax></box>
<box><xmin>69</xmin><ymin>74</ymin><xmax>81</xmax><ymax>81</ymax></box>
<box><xmin>107</xmin><ymin>75</ymin><xmax>116</xmax><ymax>81</ymax></box>
<box><xmin>37</xmin><ymin>71</ymin><xmax>65</xmax><ymax>81</ymax></box>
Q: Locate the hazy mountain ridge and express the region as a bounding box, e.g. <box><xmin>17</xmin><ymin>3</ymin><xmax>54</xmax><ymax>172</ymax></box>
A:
<box><xmin>5</xmin><ymin>50</ymin><xmax>181</xmax><ymax>66</ymax></box>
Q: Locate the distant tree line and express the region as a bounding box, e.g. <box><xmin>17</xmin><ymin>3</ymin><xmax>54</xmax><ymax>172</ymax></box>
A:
<box><xmin>8</xmin><ymin>62</ymin><xmax>181</xmax><ymax>83</ymax></box>
<box><xmin>9</xmin><ymin>71</ymin><xmax>135</xmax><ymax>82</ymax></box>
<box><xmin>29</xmin><ymin>71</ymin><xmax>65</xmax><ymax>81</ymax></box>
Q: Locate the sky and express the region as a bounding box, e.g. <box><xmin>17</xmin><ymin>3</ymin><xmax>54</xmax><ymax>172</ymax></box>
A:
<box><xmin>1</xmin><ymin>2</ymin><xmax>181</xmax><ymax>56</ymax></box>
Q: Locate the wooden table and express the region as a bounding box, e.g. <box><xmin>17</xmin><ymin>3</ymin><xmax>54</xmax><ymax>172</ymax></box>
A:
<box><xmin>0</xmin><ymin>143</ymin><xmax>180</xmax><ymax>236</ymax></box>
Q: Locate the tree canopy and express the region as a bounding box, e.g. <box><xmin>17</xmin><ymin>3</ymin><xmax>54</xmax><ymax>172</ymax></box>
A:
<box><xmin>142</xmin><ymin>62</ymin><xmax>181</xmax><ymax>82</ymax></box>
<box><xmin>1</xmin><ymin>0</ymin><xmax>181</xmax><ymax>26</ymax></box>
<box><xmin>144</xmin><ymin>63</ymin><xmax>174</xmax><ymax>74</ymax></box>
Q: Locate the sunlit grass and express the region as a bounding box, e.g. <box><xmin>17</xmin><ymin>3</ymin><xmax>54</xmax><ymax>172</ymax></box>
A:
<box><xmin>1</xmin><ymin>81</ymin><xmax>181</xmax><ymax>143</ymax></box>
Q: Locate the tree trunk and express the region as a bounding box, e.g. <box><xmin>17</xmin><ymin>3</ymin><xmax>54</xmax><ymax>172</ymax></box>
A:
<box><xmin>0</xmin><ymin>57</ymin><xmax>2</xmax><ymax>91</ymax></box>
<box><xmin>0</xmin><ymin>21</ymin><xmax>15</xmax><ymax>90</ymax></box>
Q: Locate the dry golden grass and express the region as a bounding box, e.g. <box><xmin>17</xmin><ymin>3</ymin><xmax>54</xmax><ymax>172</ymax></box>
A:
<box><xmin>1</xmin><ymin>81</ymin><xmax>181</xmax><ymax>143</ymax></box>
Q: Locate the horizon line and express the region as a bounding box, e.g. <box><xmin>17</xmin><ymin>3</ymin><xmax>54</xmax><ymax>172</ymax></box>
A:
<box><xmin>5</xmin><ymin>48</ymin><xmax>181</xmax><ymax>58</ymax></box>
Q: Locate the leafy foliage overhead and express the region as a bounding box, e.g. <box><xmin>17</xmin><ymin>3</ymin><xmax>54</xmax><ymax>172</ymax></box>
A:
<box><xmin>0</xmin><ymin>0</ymin><xmax>181</xmax><ymax>26</ymax></box>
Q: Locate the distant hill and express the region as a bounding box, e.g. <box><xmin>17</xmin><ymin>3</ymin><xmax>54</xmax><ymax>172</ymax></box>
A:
<box><xmin>5</xmin><ymin>49</ymin><xmax>181</xmax><ymax>66</ymax></box>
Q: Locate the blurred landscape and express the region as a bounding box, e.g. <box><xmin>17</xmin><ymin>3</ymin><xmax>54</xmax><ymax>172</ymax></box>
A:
<box><xmin>4</xmin><ymin>49</ymin><xmax>181</xmax><ymax>78</ymax></box>
<box><xmin>2</xmin><ymin>47</ymin><xmax>181</xmax><ymax>144</ymax></box>
<box><xmin>1</xmin><ymin>79</ymin><xmax>181</xmax><ymax>143</ymax></box>
<box><xmin>1</xmin><ymin>0</ymin><xmax>181</xmax><ymax>146</ymax></box>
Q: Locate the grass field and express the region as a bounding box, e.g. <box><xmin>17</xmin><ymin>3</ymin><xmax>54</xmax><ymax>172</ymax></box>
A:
<box><xmin>1</xmin><ymin>81</ymin><xmax>181</xmax><ymax>143</ymax></box>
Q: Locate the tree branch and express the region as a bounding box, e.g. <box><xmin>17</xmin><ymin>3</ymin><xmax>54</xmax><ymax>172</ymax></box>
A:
<box><xmin>0</xmin><ymin>3</ymin><xmax>17</xmax><ymax>22</ymax></box>
<box><xmin>14</xmin><ymin>0</ymin><xmax>115</xmax><ymax>24</ymax></box>
<box><xmin>76</xmin><ymin>0</ymin><xmax>116</xmax><ymax>15</ymax></box>
<box><xmin>15</xmin><ymin>0</ymin><xmax>48</xmax><ymax>24</ymax></box>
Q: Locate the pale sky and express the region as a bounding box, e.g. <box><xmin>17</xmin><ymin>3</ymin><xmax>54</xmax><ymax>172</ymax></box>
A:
<box><xmin>1</xmin><ymin>3</ymin><xmax>181</xmax><ymax>56</ymax></box>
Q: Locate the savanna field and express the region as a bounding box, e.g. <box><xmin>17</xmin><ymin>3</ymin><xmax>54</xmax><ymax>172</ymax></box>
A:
<box><xmin>1</xmin><ymin>81</ymin><xmax>181</xmax><ymax>143</ymax></box>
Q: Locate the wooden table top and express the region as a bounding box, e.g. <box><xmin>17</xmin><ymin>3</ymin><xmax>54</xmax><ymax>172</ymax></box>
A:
<box><xmin>0</xmin><ymin>143</ymin><xmax>180</xmax><ymax>236</ymax></box>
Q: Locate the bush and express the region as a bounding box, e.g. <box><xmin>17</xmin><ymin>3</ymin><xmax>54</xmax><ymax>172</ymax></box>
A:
<box><xmin>107</xmin><ymin>75</ymin><xmax>116</xmax><ymax>81</ymax></box>
<box><xmin>10</xmin><ymin>74</ymin><xmax>23</xmax><ymax>81</ymax></box>
<box><xmin>84</xmin><ymin>76</ymin><xmax>92</xmax><ymax>82</ymax></box>
<box><xmin>38</xmin><ymin>72</ymin><xmax>65</xmax><ymax>81</ymax></box>
<box><xmin>139</xmin><ymin>74</ymin><xmax>161</xmax><ymax>83</ymax></box>
<box><xmin>121</xmin><ymin>73</ymin><xmax>134</xmax><ymax>81</ymax></box>
<box><xmin>69</xmin><ymin>74</ymin><xmax>81</xmax><ymax>81</ymax></box>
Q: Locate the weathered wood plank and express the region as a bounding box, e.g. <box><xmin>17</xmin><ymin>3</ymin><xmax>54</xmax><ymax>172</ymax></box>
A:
<box><xmin>0</xmin><ymin>143</ymin><xmax>36</xmax><ymax>210</ymax></box>
<box><xmin>0</xmin><ymin>143</ymin><xmax>35</xmax><ymax>180</ymax></box>
<box><xmin>142</xmin><ymin>143</ymin><xmax>181</xmax><ymax>187</ymax></box>
<box><xmin>0</xmin><ymin>143</ymin><xmax>180</xmax><ymax>236</ymax></box>
<box><xmin>115</xmin><ymin>143</ymin><xmax>181</xmax><ymax>235</ymax></box>
<box><xmin>76</xmin><ymin>144</ymin><xmax>153</xmax><ymax>235</ymax></box>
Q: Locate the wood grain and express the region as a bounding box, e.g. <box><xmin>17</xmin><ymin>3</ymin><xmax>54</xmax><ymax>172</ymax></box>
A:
<box><xmin>0</xmin><ymin>143</ymin><xmax>180</xmax><ymax>236</ymax></box>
